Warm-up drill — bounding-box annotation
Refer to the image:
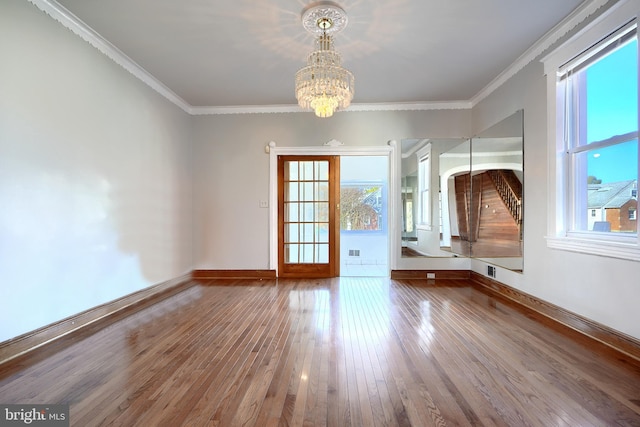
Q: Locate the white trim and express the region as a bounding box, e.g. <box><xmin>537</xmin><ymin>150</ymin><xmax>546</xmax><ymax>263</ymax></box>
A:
<box><xmin>542</xmin><ymin>0</ymin><xmax>640</xmax><ymax>262</ymax></box>
<box><xmin>190</xmin><ymin>101</ymin><xmax>472</xmax><ymax>116</ymax></box>
<box><xmin>472</xmin><ymin>162</ymin><xmax>523</xmax><ymax>173</ymax></box>
<box><xmin>546</xmin><ymin>236</ymin><xmax>640</xmax><ymax>261</ymax></box>
<box><xmin>415</xmin><ymin>224</ymin><xmax>433</xmax><ymax>231</ymax></box>
<box><xmin>33</xmin><ymin>0</ymin><xmax>614</xmax><ymax>115</ymax></box>
<box><xmin>401</xmin><ymin>139</ymin><xmax>430</xmax><ymax>159</ymax></box>
<box><xmin>542</xmin><ymin>0</ymin><xmax>639</xmax><ymax>73</ymax></box>
<box><xmin>267</xmin><ymin>142</ymin><xmax>397</xmax><ymax>275</ymax></box>
<box><xmin>192</xmin><ymin>104</ymin><xmax>304</xmax><ymax>115</ymax></box>
<box><xmin>346</xmin><ymin>101</ymin><xmax>472</xmax><ymax>112</ymax></box>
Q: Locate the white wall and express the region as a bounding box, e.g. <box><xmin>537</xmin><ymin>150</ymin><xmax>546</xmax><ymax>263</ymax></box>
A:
<box><xmin>5</xmin><ymin>0</ymin><xmax>637</xmax><ymax>348</ymax></box>
<box><xmin>471</xmin><ymin>18</ymin><xmax>640</xmax><ymax>339</ymax></box>
<box><xmin>191</xmin><ymin>110</ymin><xmax>471</xmax><ymax>270</ymax></box>
<box><xmin>0</xmin><ymin>1</ymin><xmax>193</xmax><ymax>341</ymax></box>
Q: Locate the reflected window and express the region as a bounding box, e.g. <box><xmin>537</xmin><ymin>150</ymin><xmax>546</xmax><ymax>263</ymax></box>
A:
<box><xmin>417</xmin><ymin>143</ymin><xmax>432</xmax><ymax>229</ymax></box>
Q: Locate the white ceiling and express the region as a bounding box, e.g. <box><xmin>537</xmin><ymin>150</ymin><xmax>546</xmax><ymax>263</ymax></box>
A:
<box><xmin>53</xmin><ymin>0</ymin><xmax>586</xmax><ymax>109</ymax></box>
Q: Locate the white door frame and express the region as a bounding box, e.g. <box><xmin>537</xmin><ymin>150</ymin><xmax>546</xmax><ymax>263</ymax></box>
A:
<box><xmin>268</xmin><ymin>141</ymin><xmax>399</xmax><ymax>276</ymax></box>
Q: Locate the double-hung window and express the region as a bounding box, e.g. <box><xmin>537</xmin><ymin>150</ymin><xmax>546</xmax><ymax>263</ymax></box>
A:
<box><xmin>416</xmin><ymin>143</ymin><xmax>432</xmax><ymax>230</ymax></box>
<box><xmin>543</xmin><ymin>0</ymin><xmax>639</xmax><ymax>261</ymax></box>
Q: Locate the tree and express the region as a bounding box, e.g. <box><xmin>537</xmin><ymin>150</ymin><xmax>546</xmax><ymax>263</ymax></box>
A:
<box><xmin>587</xmin><ymin>175</ymin><xmax>602</xmax><ymax>184</ymax></box>
<box><xmin>340</xmin><ymin>186</ymin><xmax>381</xmax><ymax>230</ymax></box>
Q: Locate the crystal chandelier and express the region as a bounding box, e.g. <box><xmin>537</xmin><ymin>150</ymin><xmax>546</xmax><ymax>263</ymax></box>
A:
<box><xmin>295</xmin><ymin>3</ymin><xmax>354</xmax><ymax>118</ymax></box>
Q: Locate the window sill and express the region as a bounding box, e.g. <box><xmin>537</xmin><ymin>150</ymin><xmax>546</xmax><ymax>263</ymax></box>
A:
<box><xmin>546</xmin><ymin>234</ymin><xmax>640</xmax><ymax>262</ymax></box>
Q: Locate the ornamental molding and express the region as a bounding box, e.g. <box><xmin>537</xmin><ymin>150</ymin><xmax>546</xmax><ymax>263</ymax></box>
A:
<box><xmin>29</xmin><ymin>0</ymin><xmax>611</xmax><ymax>115</ymax></box>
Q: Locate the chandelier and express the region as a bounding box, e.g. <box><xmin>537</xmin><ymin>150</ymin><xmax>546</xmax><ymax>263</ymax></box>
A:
<box><xmin>295</xmin><ymin>3</ymin><xmax>354</xmax><ymax>118</ymax></box>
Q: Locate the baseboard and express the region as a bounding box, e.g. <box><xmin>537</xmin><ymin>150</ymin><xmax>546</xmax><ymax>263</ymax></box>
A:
<box><xmin>470</xmin><ymin>271</ymin><xmax>640</xmax><ymax>364</ymax></box>
<box><xmin>0</xmin><ymin>273</ymin><xmax>195</xmax><ymax>366</ymax></box>
<box><xmin>192</xmin><ymin>270</ymin><xmax>277</xmax><ymax>280</ymax></box>
<box><xmin>390</xmin><ymin>270</ymin><xmax>471</xmax><ymax>280</ymax></box>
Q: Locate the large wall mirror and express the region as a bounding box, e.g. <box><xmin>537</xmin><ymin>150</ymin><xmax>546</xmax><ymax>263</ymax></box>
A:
<box><xmin>400</xmin><ymin>110</ymin><xmax>524</xmax><ymax>272</ymax></box>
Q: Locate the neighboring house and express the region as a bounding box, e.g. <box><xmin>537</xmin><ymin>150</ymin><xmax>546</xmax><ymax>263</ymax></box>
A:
<box><xmin>588</xmin><ymin>180</ymin><xmax>638</xmax><ymax>232</ymax></box>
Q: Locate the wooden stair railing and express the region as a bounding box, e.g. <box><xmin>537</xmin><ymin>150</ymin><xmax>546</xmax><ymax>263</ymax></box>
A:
<box><xmin>487</xmin><ymin>170</ymin><xmax>523</xmax><ymax>237</ymax></box>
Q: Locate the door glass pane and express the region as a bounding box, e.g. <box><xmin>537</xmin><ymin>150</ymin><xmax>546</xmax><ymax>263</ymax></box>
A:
<box><xmin>282</xmin><ymin>158</ymin><xmax>331</xmax><ymax>266</ymax></box>
<box><xmin>317</xmin><ymin>244</ymin><xmax>328</xmax><ymax>263</ymax></box>
<box><xmin>285</xmin><ymin>202</ymin><xmax>299</xmax><ymax>222</ymax></box>
<box><xmin>302</xmin><ymin>203</ymin><xmax>315</xmax><ymax>222</ymax></box>
<box><xmin>302</xmin><ymin>223</ymin><xmax>314</xmax><ymax>243</ymax></box>
<box><xmin>286</xmin><ymin>224</ymin><xmax>299</xmax><ymax>243</ymax></box>
<box><xmin>317</xmin><ymin>223</ymin><xmax>329</xmax><ymax>243</ymax></box>
<box><xmin>316</xmin><ymin>161</ymin><xmax>328</xmax><ymax>180</ymax></box>
<box><xmin>285</xmin><ymin>244</ymin><xmax>298</xmax><ymax>263</ymax></box>
<box><xmin>301</xmin><ymin>162</ymin><xmax>314</xmax><ymax>180</ymax></box>
<box><xmin>287</xmin><ymin>161</ymin><xmax>299</xmax><ymax>180</ymax></box>
<box><xmin>316</xmin><ymin>202</ymin><xmax>329</xmax><ymax>222</ymax></box>
<box><xmin>316</xmin><ymin>182</ymin><xmax>329</xmax><ymax>201</ymax></box>
<box><xmin>300</xmin><ymin>244</ymin><xmax>313</xmax><ymax>262</ymax></box>
<box><xmin>287</xmin><ymin>182</ymin><xmax>299</xmax><ymax>202</ymax></box>
<box><xmin>302</xmin><ymin>183</ymin><xmax>314</xmax><ymax>201</ymax></box>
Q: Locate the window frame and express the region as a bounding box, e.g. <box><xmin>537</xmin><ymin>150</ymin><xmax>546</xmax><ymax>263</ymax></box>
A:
<box><xmin>542</xmin><ymin>0</ymin><xmax>640</xmax><ymax>261</ymax></box>
<box><xmin>415</xmin><ymin>143</ymin><xmax>433</xmax><ymax>231</ymax></box>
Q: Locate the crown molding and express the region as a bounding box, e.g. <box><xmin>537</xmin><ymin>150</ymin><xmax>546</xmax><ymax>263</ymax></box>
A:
<box><xmin>190</xmin><ymin>104</ymin><xmax>303</xmax><ymax>115</ymax></box>
<box><xmin>470</xmin><ymin>0</ymin><xmax>610</xmax><ymax>107</ymax></box>
<box><xmin>189</xmin><ymin>101</ymin><xmax>472</xmax><ymax>115</ymax></box>
<box><xmin>27</xmin><ymin>0</ymin><xmax>192</xmax><ymax>114</ymax></box>
<box><xmin>346</xmin><ymin>101</ymin><xmax>472</xmax><ymax>111</ymax></box>
<box><xmin>33</xmin><ymin>0</ymin><xmax>611</xmax><ymax>116</ymax></box>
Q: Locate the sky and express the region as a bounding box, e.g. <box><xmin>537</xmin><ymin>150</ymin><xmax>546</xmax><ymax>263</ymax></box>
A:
<box><xmin>586</xmin><ymin>38</ymin><xmax>638</xmax><ymax>183</ymax></box>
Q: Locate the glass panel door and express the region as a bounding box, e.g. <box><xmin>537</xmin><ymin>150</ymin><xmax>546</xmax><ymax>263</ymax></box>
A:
<box><xmin>278</xmin><ymin>156</ymin><xmax>339</xmax><ymax>277</ymax></box>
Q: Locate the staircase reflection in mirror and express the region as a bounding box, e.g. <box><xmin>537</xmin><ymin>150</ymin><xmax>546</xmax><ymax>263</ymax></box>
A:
<box><xmin>400</xmin><ymin>110</ymin><xmax>524</xmax><ymax>273</ymax></box>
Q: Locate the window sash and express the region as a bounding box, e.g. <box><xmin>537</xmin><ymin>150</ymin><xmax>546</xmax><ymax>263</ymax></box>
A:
<box><xmin>543</xmin><ymin>0</ymin><xmax>640</xmax><ymax>261</ymax></box>
<box><xmin>558</xmin><ymin>20</ymin><xmax>636</xmax><ymax>80</ymax></box>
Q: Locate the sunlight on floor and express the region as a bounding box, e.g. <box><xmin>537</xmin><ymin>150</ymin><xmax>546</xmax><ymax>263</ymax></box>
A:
<box><xmin>340</xmin><ymin>261</ymin><xmax>388</xmax><ymax>277</ymax></box>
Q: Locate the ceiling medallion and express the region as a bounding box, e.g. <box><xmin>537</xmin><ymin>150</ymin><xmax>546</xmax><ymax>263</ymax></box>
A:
<box><xmin>295</xmin><ymin>2</ymin><xmax>354</xmax><ymax>118</ymax></box>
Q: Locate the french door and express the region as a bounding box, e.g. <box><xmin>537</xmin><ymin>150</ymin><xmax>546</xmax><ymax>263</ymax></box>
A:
<box><xmin>278</xmin><ymin>155</ymin><xmax>340</xmax><ymax>278</ymax></box>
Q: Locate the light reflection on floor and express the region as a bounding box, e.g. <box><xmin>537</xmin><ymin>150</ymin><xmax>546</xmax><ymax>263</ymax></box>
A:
<box><xmin>340</xmin><ymin>262</ymin><xmax>388</xmax><ymax>277</ymax></box>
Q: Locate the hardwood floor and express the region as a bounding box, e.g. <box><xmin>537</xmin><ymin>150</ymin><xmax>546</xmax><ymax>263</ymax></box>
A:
<box><xmin>1</xmin><ymin>278</ymin><xmax>639</xmax><ymax>426</ymax></box>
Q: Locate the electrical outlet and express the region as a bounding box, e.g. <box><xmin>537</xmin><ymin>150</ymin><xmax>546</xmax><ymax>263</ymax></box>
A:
<box><xmin>259</xmin><ymin>200</ymin><xmax>268</xmax><ymax>208</ymax></box>
<box><xmin>487</xmin><ymin>265</ymin><xmax>496</xmax><ymax>278</ymax></box>
<box><xmin>426</xmin><ymin>272</ymin><xmax>436</xmax><ymax>279</ymax></box>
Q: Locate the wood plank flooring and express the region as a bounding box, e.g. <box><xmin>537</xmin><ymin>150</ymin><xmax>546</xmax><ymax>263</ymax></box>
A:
<box><xmin>1</xmin><ymin>278</ymin><xmax>639</xmax><ymax>426</ymax></box>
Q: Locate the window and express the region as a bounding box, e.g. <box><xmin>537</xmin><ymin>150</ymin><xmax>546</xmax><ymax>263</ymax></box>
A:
<box><xmin>340</xmin><ymin>182</ymin><xmax>385</xmax><ymax>232</ymax></box>
<box><xmin>416</xmin><ymin>143</ymin><xmax>432</xmax><ymax>229</ymax></box>
<box><xmin>543</xmin><ymin>1</ymin><xmax>640</xmax><ymax>261</ymax></box>
<box><xmin>631</xmin><ymin>208</ymin><xmax>638</xmax><ymax>221</ymax></box>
